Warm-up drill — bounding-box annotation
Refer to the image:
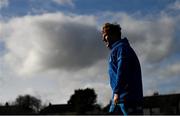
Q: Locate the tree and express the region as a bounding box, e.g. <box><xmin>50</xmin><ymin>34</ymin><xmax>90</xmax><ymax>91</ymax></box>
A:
<box><xmin>67</xmin><ymin>88</ymin><xmax>97</xmax><ymax>114</ymax></box>
<box><xmin>14</xmin><ymin>94</ymin><xmax>42</xmax><ymax>113</ymax></box>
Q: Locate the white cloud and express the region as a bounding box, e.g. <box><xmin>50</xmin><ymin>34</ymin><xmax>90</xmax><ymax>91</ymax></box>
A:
<box><xmin>160</xmin><ymin>62</ymin><xmax>180</xmax><ymax>77</ymax></box>
<box><xmin>1</xmin><ymin>12</ymin><xmax>106</xmax><ymax>75</ymax></box>
<box><xmin>168</xmin><ymin>0</ymin><xmax>180</xmax><ymax>10</ymax></box>
<box><xmin>0</xmin><ymin>0</ymin><xmax>8</xmax><ymax>9</ymax></box>
<box><xmin>52</xmin><ymin>0</ymin><xmax>74</xmax><ymax>7</ymax></box>
<box><xmin>46</xmin><ymin>60</ymin><xmax>111</xmax><ymax>106</ymax></box>
<box><xmin>22</xmin><ymin>87</ymin><xmax>37</xmax><ymax>96</ymax></box>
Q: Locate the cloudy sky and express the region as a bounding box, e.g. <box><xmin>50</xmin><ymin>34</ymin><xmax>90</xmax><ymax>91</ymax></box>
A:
<box><xmin>0</xmin><ymin>0</ymin><xmax>180</xmax><ymax>106</ymax></box>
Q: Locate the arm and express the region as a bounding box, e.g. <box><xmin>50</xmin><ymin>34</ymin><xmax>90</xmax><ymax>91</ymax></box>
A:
<box><xmin>113</xmin><ymin>56</ymin><xmax>126</xmax><ymax>94</ymax></box>
<box><xmin>113</xmin><ymin>47</ymin><xmax>127</xmax><ymax>103</ymax></box>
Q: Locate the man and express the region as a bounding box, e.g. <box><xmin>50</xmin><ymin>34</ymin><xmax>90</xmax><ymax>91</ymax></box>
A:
<box><xmin>102</xmin><ymin>23</ymin><xmax>143</xmax><ymax>115</ymax></box>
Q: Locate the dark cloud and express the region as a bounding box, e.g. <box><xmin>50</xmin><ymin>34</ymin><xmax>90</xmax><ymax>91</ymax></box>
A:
<box><xmin>35</xmin><ymin>20</ymin><xmax>107</xmax><ymax>71</ymax></box>
<box><xmin>1</xmin><ymin>13</ymin><xmax>108</xmax><ymax>74</ymax></box>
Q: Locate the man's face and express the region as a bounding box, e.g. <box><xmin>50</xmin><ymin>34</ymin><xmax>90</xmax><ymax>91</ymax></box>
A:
<box><xmin>102</xmin><ymin>28</ymin><xmax>111</xmax><ymax>48</ymax></box>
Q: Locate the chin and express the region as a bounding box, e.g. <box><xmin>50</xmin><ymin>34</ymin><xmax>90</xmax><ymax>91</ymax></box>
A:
<box><xmin>106</xmin><ymin>44</ymin><xmax>109</xmax><ymax>48</ymax></box>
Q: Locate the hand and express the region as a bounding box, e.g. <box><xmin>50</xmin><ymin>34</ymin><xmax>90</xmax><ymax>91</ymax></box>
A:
<box><xmin>113</xmin><ymin>94</ymin><xmax>119</xmax><ymax>105</ymax></box>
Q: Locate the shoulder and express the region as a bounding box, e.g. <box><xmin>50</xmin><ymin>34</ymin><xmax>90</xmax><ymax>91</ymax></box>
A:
<box><xmin>113</xmin><ymin>43</ymin><xmax>128</xmax><ymax>54</ymax></box>
<box><xmin>110</xmin><ymin>45</ymin><xmax>124</xmax><ymax>60</ymax></box>
<box><xmin>111</xmin><ymin>45</ymin><xmax>122</xmax><ymax>56</ymax></box>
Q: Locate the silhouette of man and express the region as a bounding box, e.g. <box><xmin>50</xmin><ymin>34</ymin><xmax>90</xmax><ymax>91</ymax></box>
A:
<box><xmin>101</xmin><ymin>23</ymin><xmax>143</xmax><ymax>115</ymax></box>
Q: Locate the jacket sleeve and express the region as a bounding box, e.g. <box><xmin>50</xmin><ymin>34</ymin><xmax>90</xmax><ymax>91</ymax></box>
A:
<box><xmin>113</xmin><ymin>47</ymin><xmax>127</xmax><ymax>95</ymax></box>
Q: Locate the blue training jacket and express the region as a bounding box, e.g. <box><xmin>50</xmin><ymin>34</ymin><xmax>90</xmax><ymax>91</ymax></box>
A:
<box><xmin>108</xmin><ymin>38</ymin><xmax>143</xmax><ymax>104</ymax></box>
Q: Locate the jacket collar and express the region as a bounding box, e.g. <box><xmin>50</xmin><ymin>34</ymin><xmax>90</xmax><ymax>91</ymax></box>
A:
<box><xmin>110</xmin><ymin>37</ymin><xmax>129</xmax><ymax>50</ymax></box>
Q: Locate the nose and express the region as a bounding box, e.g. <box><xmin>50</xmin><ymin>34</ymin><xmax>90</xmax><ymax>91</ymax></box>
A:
<box><xmin>102</xmin><ymin>33</ymin><xmax>107</xmax><ymax>42</ymax></box>
<box><xmin>102</xmin><ymin>36</ymin><xmax>106</xmax><ymax>42</ymax></box>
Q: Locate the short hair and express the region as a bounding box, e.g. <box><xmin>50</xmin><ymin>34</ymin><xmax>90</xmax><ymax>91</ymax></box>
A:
<box><xmin>102</xmin><ymin>23</ymin><xmax>121</xmax><ymax>36</ymax></box>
